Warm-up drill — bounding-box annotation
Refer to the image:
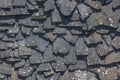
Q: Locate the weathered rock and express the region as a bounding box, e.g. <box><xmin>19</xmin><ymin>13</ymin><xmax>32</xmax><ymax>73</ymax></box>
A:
<box><xmin>43</xmin><ymin>45</ymin><xmax>56</xmax><ymax>63</ymax></box>
<box><xmin>76</xmin><ymin>37</ymin><xmax>89</xmax><ymax>56</ymax></box>
<box><xmin>111</xmin><ymin>36</ymin><xmax>120</xmax><ymax>49</ymax></box>
<box><xmin>44</xmin><ymin>0</ymin><xmax>55</xmax><ymax>11</ymax></box>
<box><xmin>29</xmin><ymin>50</ymin><xmax>43</xmax><ymax>64</ymax></box>
<box><xmin>18</xmin><ymin>66</ymin><xmax>34</xmax><ymax>77</ymax></box>
<box><xmin>37</xmin><ymin>63</ymin><xmax>52</xmax><ymax>72</ymax></box>
<box><xmin>53</xmin><ymin>27</ymin><xmax>67</xmax><ymax>35</ymax></box>
<box><xmin>43</xmin><ymin>69</ymin><xmax>54</xmax><ymax>77</ymax></box>
<box><xmin>15</xmin><ymin>60</ymin><xmax>25</xmax><ymax>68</ymax></box>
<box><xmin>77</xmin><ymin>3</ymin><xmax>92</xmax><ymax>20</ymax></box>
<box><xmin>69</xmin><ymin>60</ymin><xmax>86</xmax><ymax>71</ymax></box>
<box><xmin>21</xmin><ymin>26</ymin><xmax>32</xmax><ymax>35</ymax></box>
<box><xmin>33</xmin><ymin>24</ymin><xmax>45</xmax><ymax>34</ymax></box>
<box><xmin>0</xmin><ymin>0</ymin><xmax>12</xmax><ymax>8</ymax></box>
<box><xmin>71</xmin><ymin>9</ymin><xmax>80</xmax><ymax>21</ymax></box>
<box><xmin>0</xmin><ymin>63</ymin><xmax>11</xmax><ymax>75</ymax></box>
<box><xmin>53</xmin><ymin>37</ymin><xmax>70</xmax><ymax>54</ymax></box>
<box><xmin>56</xmin><ymin>0</ymin><xmax>77</xmax><ymax>16</ymax></box>
<box><xmin>64</xmin><ymin>46</ymin><xmax>77</xmax><ymax>65</ymax></box>
<box><xmin>13</xmin><ymin>0</ymin><xmax>26</xmax><ymax>6</ymax></box>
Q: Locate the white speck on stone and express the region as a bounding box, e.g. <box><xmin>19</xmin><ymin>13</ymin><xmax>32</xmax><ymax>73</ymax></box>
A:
<box><xmin>97</xmin><ymin>69</ymin><xmax>101</xmax><ymax>72</ymax></box>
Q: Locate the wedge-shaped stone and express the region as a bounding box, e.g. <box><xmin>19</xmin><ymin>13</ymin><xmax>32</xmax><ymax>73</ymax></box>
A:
<box><xmin>37</xmin><ymin>63</ymin><xmax>52</xmax><ymax>72</ymax></box>
<box><xmin>105</xmin><ymin>52</ymin><xmax>120</xmax><ymax>64</ymax></box>
<box><xmin>44</xmin><ymin>0</ymin><xmax>55</xmax><ymax>11</ymax></box>
<box><xmin>56</xmin><ymin>0</ymin><xmax>77</xmax><ymax>16</ymax></box>
<box><xmin>29</xmin><ymin>50</ymin><xmax>43</xmax><ymax>64</ymax></box>
<box><xmin>44</xmin><ymin>17</ymin><xmax>55</xmax><ymax>29</ymax></box>
<box><xmin>52</xmin><ymin>56</ymin><xmax>66</xmax><ymax>72</ymax></box>
<box><xmin>53</xmin><ymin>37</ymin><xmax>70</xmax><ymax>54</ymax></box>
<box><xmin>87</xmin><ymin>48</ymin><xmax>101</xmax><ymax>65</ymax></box>
<box><xmin>64</xmin><ymin>46</ymin><xmax>77</xmax><ymax>65</ymax></box>
<box><xmin>13</xmin><ymin>0</ymin><xmax>26</xmax><ymax>6</ymax></box>
<box><xmin>0</xmin><ymin>0</ymin><xmax>12</xmax><ymax>8</ymax></box>
<box><xmin>36</xmin><ymin>36</ymin><xmax>49</xmax><ymax>52</ymax></box>
<box><xmin>18</xmin><ymin>66</ymin><xmax>34</xmax><ymax>77</ymax></box>
<box><xmin>69</xmin><ymin>60</ymin><xmax>86</xmax><ymax>71</ymax></box>
<box><xmin>77</xmin><ymin>3</ymin><xmax>92</xmax><ymax>20</ymax></box>
<box><xmin>43</xmin><ymin>45</ymin><xmax>56</xmax><ymax>63</ymax></box>
<box><xmin>112</xmin><ymin>36</ymin><xmax>120</xmax><ymax>49</ymax></box>
<box><xmin>76</xmin><ymin>37</ymin><xmax>89</xmax><ymax>56</ymax></box>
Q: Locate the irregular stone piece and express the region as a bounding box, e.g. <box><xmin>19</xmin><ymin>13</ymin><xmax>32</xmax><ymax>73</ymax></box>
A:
<box><xmin>77</xmin><ymin>3</ymin><xmax>92</xmax><ymax>20</ymax></box>
<box><xmin>0</xmin><ymin>49</ymin><xmax>12</xmax><ymax>58</ymax></box>
<box><xmin>63</xmin><ymin>31</ymin><xmax>78</xmax><ymax>44</ymax></box>
<box><xmin>0</xmin><ymin>63</ymin><xmax>11</xmax><ymax>75</ymax></box>
<box><xmin>29</xmin><ymin>50</ymin><xmax>43</xmax><ymax>64</ymax></box>
<box><xmin>0</xmin><ymin>0</ymin><xmax>12</xmax><ymax>8</ymax></box>
<box><xmin>36</xmin><ymin>36</ymin><xmax>49</xmax><ymax>52</ymax></box>
<box><xmin>13</xmin><ymin>0</ymin><xmax>26</xmax><ymax>6</ymax></box>
<box><xmin>33</xmin><ymin>24</ymin><xmax>45</xmax><ymax>34</ymax></box>
<box><xmin>44</xmin><ymin>17</ymin><xmax>55</xmax><ymax>29</ymax></box>
<box><xmin>71</xmin><ymin>9</ymin><xmax>80</xmax><ymax>21</ymax></box>
<box><xmin>53</xmin><ymin>37</ymin><xmax>70</xmax><ymax>54</ymax></box>
<box><xmin>0</xmin><ymin>19</ymin><xmax>15</xmax><ymax>25</ymax></box>
<box><xmin>76</xmin><ymin>37</ymin><xmax>89</xmax><ymax>56</ymax></box>
<box><xmin>52</xmin><ymin>8</ymin><xmax>62</xmax><ymax>23</ymax></box>
<box><xmin>44</xmin><ymin>0</ymin><xmax>55</xmax><ymax>11</ymax></box>
<box><xmin>64</xmin><ymin>46</ymin><xmax>77</xmax><ymax>65</ymax></box>
<box><xmin>53</xmin><ymin>27</ymin><xmax>67</xmax><ymax>35</ymax></box>
<box><xmin>69</xmin><ymin>60</ymin><xmax>86</xmax><ymax>71</ymax></box>
<box><xmin>59</xmin><ymin>70</ymin><xmax>74</xmax><ymax>80</ymax></box>
<box><xmin>43</xmin><ymin>69</ymin><xmax>54</xmax><ymax>77</ymax></box>
<box><xmin>52</xmin><ymin>56</ymin><xmax>66</xmax><ymax>72</ymax></box>
<box><xmin>21</xmin><ymin>26</ymin><xmax>32</xmax><ymax>35</ymax></box>
<box><xmin>28</xmin><ymin>0</ymin><xmax>36</xmax><ymax>5</ymax></box>
<box><xmin>15</xmin><ymin>60</ymin><xmax>25</xmax><ymax>68</ymax></box>
<box><xmin>105</xmin><ymin>52</ymin><xmax>120</xmax><ymax>64</ymax></box>
<box><xmin>112</xmin><ymin>36</ymin><xmax>120</xmax><ymax>49</ymax></box>
<box><xmin>0</xmin><ymin>41</ymin><xmax>7</xmax><ymax>50</ymax></box>
<box><xmin>37</xmin><ymin>63</ymin><xmax>52</xmax><ymax>72</ymax></box>
<box><xmin>56</xmin><ymin>0</ymin><xmax>77</xmax><ymax>16</ymax></box>
<box><xmin>43</xmin><ymin>45</ymin><xmax>56</xmax><ymax>63</ymax></box>
<box><xmin>18</xmin><ymin>66</ymin><xmax>34</xmax><ymax>77</ymax></box>
<box><xmin>87</xmin><ymin>48</ymin><xmax>101</xmax><ymax>65</ymax></box>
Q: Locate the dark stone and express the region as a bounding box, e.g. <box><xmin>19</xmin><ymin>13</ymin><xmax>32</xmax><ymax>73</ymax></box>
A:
<box><xmin>18</xmin><ymin>66</ymin><xmax>34</xmax><ymax>77</ymax></box>
<box><xmin>63</xmin><ymin>31</ymin><xmax>78</xmax><ymax>44</ymax></box>
<box><xmin>43</xmin><ymin>69</ymin><xmax>54</xmax><ymax>77</ymax></box>
<box><xmin>51</xmin><ymin>8</ymin><xmax>62</xmax><ymax>23</ymax></box>
<box><xmin>29</xmin><ymin>50</ymin><xmax>43</xmax><ymax>64</ymax></box>
<box><xmin>76</xmin><ymin>37</ymin><xmax>89</xmax><ymax>56</ymax></box>
<box><xmin>15</xmin><ymin>30</ymin><xmax>23</xmax><ymax>41</ymax></box>
<box><xmin>0</xmin><ymin>0</ymin><xmax>12</xmax><ymax>8</ymax></box>
<box><xmin>44</xmin><ymin>0</ymin><xmax>55</xmax><ymax>11</ymax></box>
<box><xmin>53</xmin><ymin>37</ymin><xmax>70</xmax><ymax>54</ymax></box>
<box><xmin>13</xmin><ymin>0</ymin><xmax>26</xmax><ymax>6</ymax></box>
<box><xmin>43</xmin><ymin>45</ymin><xmax>56</xmax><ymax>63</ymax></box>
<box><xmin>111</xmin><ymin>36</ymin><xmax>120</xmax><ymax>49</ymax></box>
<box><xmin>64</xmin><ymin>46</ymin><xmax>77</xmax><ymax>65</ymax></box>
<box><xmin>48</xmin><ymin>73</ymin><xmax>60</xmax><ymax>80</ymax></box>
<box><xmin>56</xmin><ymin>0</ymin><xmax>77</xmax><ymax>16</ymax></box>
<box><xmin>0</xmin><ymin>63</ymin><xmax>11</xmax><ymax>75</ymax></box>
<box><xmin>36</xmin><ymin>36</ymin><xmax>49</xmax><ymax>52</ymax></box>
<box><xmin>77</xmin><ymin>3</ymin><xmax>92</xmax><ymax>20</ymax></box>
<box><xmin>52</xmin><ymin>56</ymin><xmax>66</xmax><ymax>72</ymax></box>
<box><xmin>37</xmin><ymin>63</ymin><xmax>52</xmax><ymax>72</ymax></box>
<box><xmin>87</xmin><ymin>48</ymin><xmax>101</xmax><ymax>65</ymax></box>
<box><xmin>69</xmin><ymin>60</ymin><xmax>86</xmax><ymax>71</ymax></box>
<box><xmin>44</xmin><ymin>17</ymin><xmax>55</xmax><ymax>30</ymax></box>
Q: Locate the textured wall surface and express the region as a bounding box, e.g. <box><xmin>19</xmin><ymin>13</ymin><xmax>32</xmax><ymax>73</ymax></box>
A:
<box><xmin>0</xmin><ymin>0</ymin><xmax>120</xmax><ymax>80</ymax></box>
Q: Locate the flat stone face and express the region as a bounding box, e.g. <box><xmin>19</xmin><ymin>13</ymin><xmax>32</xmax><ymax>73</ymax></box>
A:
<box><xmin>44</xmin><ymin>0</ymin><xmax>55</xmax><ymax>11</ymax></box>
<box><xmin>13</xmin><ymin>0</ymin><xmax>26</xmax><ymax>6</ymax></box>
<box><xmin>77</xmin><ymin>3</ymin><xmax>92</xmax><ymax>20</ymax></box>
<box><xmin>0</xmin><ymin>63</ymin><xmax>11</xmax><ymax>75</ymax></box>
<box><xmin>76</xmin><ymin>37</ymin><xmax>89</xmax><ymax>56</ymax></box>
<box><xmin>53</xmin><ymin>37</ymin><xmax>70</xmax><ymax>54</ymax></box>
<box><xmin>0</xmin><ymin>0</ymin><xmax>12</xmax><ymax>8</ymax></box>
<box><xmin>112</xmin><ymin>36</ymin><xmax>120</xmax><ymax>49</ymax></box>
<box><xmin>18</xmin><ymin>66</ymin><xmax>34</xmax><ymax>77</ymax></box>
<box><xmin>56</xmin><ymin>0</ymin><xmax>77</xmax><ymax>16</ymax></box>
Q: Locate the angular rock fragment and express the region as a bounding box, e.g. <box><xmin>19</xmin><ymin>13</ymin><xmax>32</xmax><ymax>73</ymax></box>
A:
<box><xmin>87</xmin><ymin>48</ymin><xmax>101</xmax><ymax>65</ymax></box>
<box><xmin>28</xmin><ymin>0</ymin><xmax>37</xmax><ymax>5</ymax></box>
<box><xmin>15</xmin><ymin>60</ymin><xmax>25</xmax><ymax>68</ymax></box>
<box><xmin>64</xmin><ymin>46</ymin><xmax>77</xmax><ymax>65</ymax></box>
<box><xmin>15</xmin><ymin>30</ymin><xmax>23</xmax><ymax>41</ymax></box>
<box><xmin>13</xmin><ymin>0</ymin><xmax>26</xmax><ymax>6</ymax></box>
<box><xmin>37</xmin><ymin>63</ymin><xmax>52</xmax><ymax>72</ymax></box>
<box><xmin>63</xmin><ymin>31</ymin><xmax>78</xmax><ymax>44</ymax></box>
<box><xmin>21</xmin><ymin>26</ymin><xmax>32</xmax><ymax>35</ymax></box>
<box><xmin>0</xmin><ymin>0</ymin><xmax>12</xmax><ymax>8</ymax></box>
<box><xmin>26</xmin><ymin>1</ymin><xmax>38</xmax><ymax>10</ymax></box>
<box><xmin>53</xmin><ymin>37</ymin><xmax>70</xmax><ymax>54</ymax></box>
<box><xmin>29</xmin><ymin>50</ymin><xmax>43</xmax><ymax>64</ymax></box>
<box><xmin>69</xmin><ymin>60</ymin><xmax>86</xmax><ymax>71</ymax></box>
<box><xmin>0</xmin><ymin>41</ymin><xmax>7</xmax><ymax>50</ymax></box>
<box><xmin>0</xmin><ymin>63</ymin><xmax>11</xmax><ymax>75</ymax></box>
<box><xmin>56</xmin><ymin>0</ymin><xmax>77</xmax><ymax>16</ymax></box>
<box><xmin>33</xmin><ymin>24</ymin><xmax>45</xmax><ymax>34</ymax></box>
<box><xmin>105</xmin><ymin>52</ymin><xmax>120</xmax><ymax>64</ymax></box>
<box><xmin>77</xmin><ymin>3</ymin><xmax>92</xmax><ymax>20</ymax></box>
<box><xmin>36</xmin><ymin>36</ymin><xmax>49</xmax><ymax>52</ymax></box>
<box><xmin>43</xmin><ymin>45</ymin><xmax>56</xmax><ymax>63</ymax></box>
<box><xmin>76</xmin><ymin>37</ymin><xmax>89</xmax><ymax>56</ymax></box>
<box><xmin>0</xmin><ymin>19</ymin><xmax>15</xmax><ymax>25</ymax></box>
<box><xmin>44</xmin><ymin>0</ymin><xmax>55</xmax><ymax>11</ymax></box>
<box><xmin>0</xmin><ymin>49</ymin><xmax>12</xmax><ymax>58</ymax></box>
<box><xmin>51</xmin><ymin>8</ymin><xmax>62</xmax><ymax>23</ymax></box>
<box><xmin>53</xmin><ymin>27</ymin><xmax>67</xmax><ymax>35</ymax></box>
<box><xmin>71</xmin><ymin>9</ymin><xmax>80</xmax><ymax>21</ymax></box>
<box><xmin>18</xmin><ymin>66</ymin><xmax>34</xmax><ymax>77</ymax></box>
<box><xmin>43</xmin><ymin>69</ymin><xmax>54</xmax><ymax>77</ymax></box>
<box><xmin>112</xmin><ymin>36</ymin><xmax>120</xmax><ymax>49</ymax></box>
<box><xmin>52</xmin><ymin>56</ymin><xmax>66</xmax><ymax>72</ymax></box>
<box><xmin>44</xmin><ymin>17</ymin><xmax>55</xmax><ymax>30</ymax></box>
